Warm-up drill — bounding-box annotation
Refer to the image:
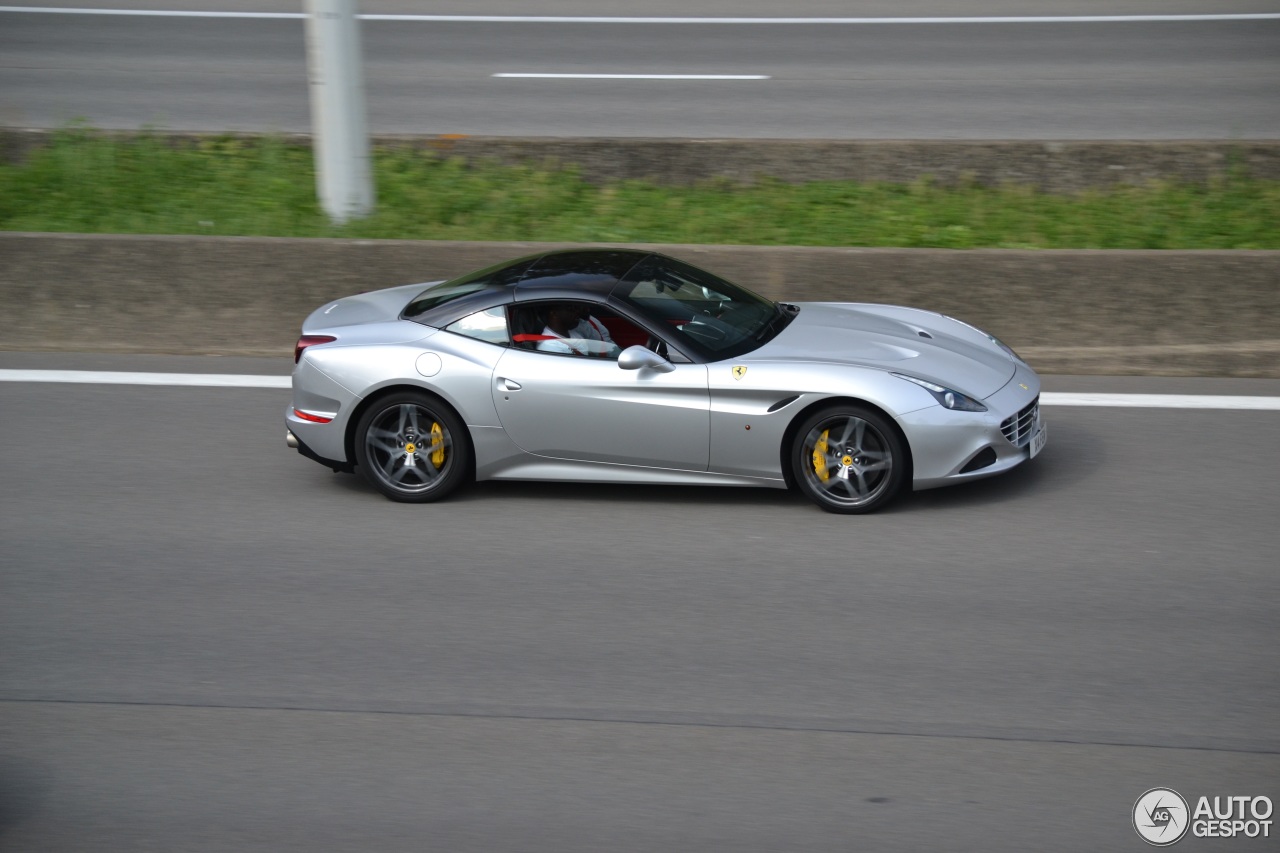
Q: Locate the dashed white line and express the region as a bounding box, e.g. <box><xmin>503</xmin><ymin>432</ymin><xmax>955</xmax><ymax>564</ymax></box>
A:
<box><xmin>3</xmin><ymin>370</ymin><xmax>1279</xmax><ymax>409</ymax></box>
<box><xmin>3</xmin><ymin>8</ymin><xmax>1278</xmax><ymax>23</ymax></box>
<box><xmin>494</xmin><ymin>73</ymin><xmax>769</xmax><ymax>80</ymax></box>
<box><xmin>0</xmin><ymin>6</ymin><xmax>300</xmax><ymax>16</ymax></box>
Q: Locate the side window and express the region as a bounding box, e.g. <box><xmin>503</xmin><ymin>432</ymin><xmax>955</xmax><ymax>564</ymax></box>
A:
<box><xmin>512</xmin><ymin>300</ymin><xmax>624</xmax><ymax>360</ymax></box>
<box><xmin>445</xmin><ymin>306</ymin><xmax>509</xmax><ymax>345</ymax></box>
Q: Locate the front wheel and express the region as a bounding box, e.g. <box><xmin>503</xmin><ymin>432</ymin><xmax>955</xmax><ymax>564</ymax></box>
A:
<box><xmin>353</xmin><ymin>392</ymin><xmax>470</xmax><ymax>503</ymax></box>
<box><xmin>791</xmin><ymin>405</ymin><xmax>906</xmax><ymax>514</ymax></box>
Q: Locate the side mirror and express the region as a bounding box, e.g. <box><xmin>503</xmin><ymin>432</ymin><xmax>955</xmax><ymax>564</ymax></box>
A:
<box><xmin>618</xmin><ymin>345</ymin><xmax>675</xmax><ymax>373</ymax></box>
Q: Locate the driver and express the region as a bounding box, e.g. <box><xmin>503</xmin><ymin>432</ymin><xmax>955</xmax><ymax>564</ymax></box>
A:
<box><xmin>572</xmin><ymin>305</ymin><xmax>616</xmax><ymax>347</ymax></box>
<box><xmin>536</xmin><ymin>304</ymin><xmax>619</xmax><ymax>358</ymax></box>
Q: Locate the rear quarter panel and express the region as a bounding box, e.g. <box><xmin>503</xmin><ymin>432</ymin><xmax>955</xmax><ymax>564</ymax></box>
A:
<box><xmin>293</xmin><ymin>328</ymin><xmax>509</xmax><ymax>464</ymax></box>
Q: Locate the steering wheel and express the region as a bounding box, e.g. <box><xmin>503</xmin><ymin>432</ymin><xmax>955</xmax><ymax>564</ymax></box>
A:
<box><xmin>680</xmin><ymin>321</ymin><xmax>726</xmax><ymax>345</ymax></box>
<box><xmin>702</xmin><ymin>300</ymin><xmax>727</xmax><ymax>318</ymax></box>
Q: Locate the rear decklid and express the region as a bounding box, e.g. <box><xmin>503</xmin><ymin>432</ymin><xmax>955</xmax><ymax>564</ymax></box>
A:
<box><xmin>301</xmin><ymin>281</ymin><xmax>441</xmax><ymax>334</ymax></box>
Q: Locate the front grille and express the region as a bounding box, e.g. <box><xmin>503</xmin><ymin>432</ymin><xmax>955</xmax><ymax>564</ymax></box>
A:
<box><xmin>1001</xmin><ymin>396</ymin><xmax>1039</xmax><ymax>447</ymax></box>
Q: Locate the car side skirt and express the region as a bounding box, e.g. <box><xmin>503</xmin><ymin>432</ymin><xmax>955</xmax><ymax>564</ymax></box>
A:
<box><xmin>471</xmin><ymin>423</ymin><xmax>783</xmax><ymax>487</ymax></box>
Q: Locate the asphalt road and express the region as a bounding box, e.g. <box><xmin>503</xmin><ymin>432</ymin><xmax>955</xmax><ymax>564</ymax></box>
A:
<box><xmin>3</xmin><ymin>2</ymin><xmax>1279</xmax><ymax>137</ymax></box>
<box><xmin>1</xmin><ymin>352</ymin><xmax>1277</xmax><ymax>851</ymax></box>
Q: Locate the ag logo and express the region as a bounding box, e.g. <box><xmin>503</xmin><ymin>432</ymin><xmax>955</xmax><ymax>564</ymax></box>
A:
<box><xmin>732</xmin><ymin>366</ymin><xmax>747</xmax><ymax>380</ymax></box>
<box><xmin>1134</xmin><ymin>788</ymin><xmax>1190</xmax><ymax>846</ymax></box>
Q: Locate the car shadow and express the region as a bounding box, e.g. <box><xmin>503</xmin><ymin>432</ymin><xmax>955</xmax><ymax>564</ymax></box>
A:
<box><xmin>461</xmin><ymin>479</ymin><xmax>807</xmax><ymax>509</ymax></box>
<box><xmin>0</xmin><ymin>756</ymin><xmax>46</xmax><ymax>842</ymax></box>
<box><xmin>902</xmin><ymin>418</ymin><xmax>1102</xmax><ymax>512</ymax></box>
<box><xmin>320</xmin><ymin>420</ymin><xmax>1100</xmax><ymax>514</ymax></box>
<box><xmin>322</xmin><ymin>464</ymin><xmax>805</xmax><ymax>509</ymax></box>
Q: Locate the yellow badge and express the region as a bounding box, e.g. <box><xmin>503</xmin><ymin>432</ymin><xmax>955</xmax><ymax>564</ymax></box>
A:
<box><xmin>1019</xmin><ymin>383</ymin><xmax>1029</xmax><ymax>390</ymax></box>
<box><xmin>732</xmin><ymin>366</ymin><xmax>747</xmax><ymax>380</ymax></box>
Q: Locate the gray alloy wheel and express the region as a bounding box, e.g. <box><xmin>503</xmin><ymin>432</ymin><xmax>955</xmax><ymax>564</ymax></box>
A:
<box><xmin>354</xmin><ymin>391</ymin><xmax>469</xmax><ymax>503</ymax></box>
<box><xmin>792</xmin><ymin>405</ymin><xmax>906</xmax><ymax>514</ymax></box>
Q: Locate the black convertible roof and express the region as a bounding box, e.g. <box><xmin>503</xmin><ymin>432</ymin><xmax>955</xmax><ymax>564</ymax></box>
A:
<box><xmin>514</xmin><ymin>249</ymin><xmax>648</xmax><ymax>299</ymax></box>
<box><xmin>402</xmin><ymin>249</ymin><xmax>653</xmax><ymax>326</ymax></box>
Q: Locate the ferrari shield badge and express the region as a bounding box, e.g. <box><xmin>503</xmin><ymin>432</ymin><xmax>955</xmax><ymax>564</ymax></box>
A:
<box><xmin>732</xmin><ymin>366</ymin><xmax>747</xmax><ymax>381</ymax></box>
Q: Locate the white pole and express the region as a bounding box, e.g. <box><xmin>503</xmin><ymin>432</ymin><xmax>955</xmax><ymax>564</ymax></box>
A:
<box><xmin>304</xmin><ymin>0</ymin><xmax>374</xmax><ymax>223</ymax></box>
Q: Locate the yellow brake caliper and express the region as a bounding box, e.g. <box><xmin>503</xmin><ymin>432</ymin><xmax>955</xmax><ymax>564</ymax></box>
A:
<box><xmin>429</xmin><ymin>422</ymin><xmax>446</xmax><ymax>468</ymax></box>
<box><xmin>812</xmin><ymin>429</ymin><xmax>830</xmax><ymax>482</ymax></box>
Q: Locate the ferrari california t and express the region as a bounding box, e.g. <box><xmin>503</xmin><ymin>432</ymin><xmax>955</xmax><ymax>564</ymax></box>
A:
<box><xmin>286</xmin><ymin>249</ymin><xmax>1045</xmax><ymax>513</ymax></box>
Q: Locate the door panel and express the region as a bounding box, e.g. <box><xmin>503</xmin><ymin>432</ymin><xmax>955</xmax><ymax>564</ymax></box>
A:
<box><xmin>493</xmin><ymin>348</ymin><xmax>709</xmax><ymax>470</ymax></box>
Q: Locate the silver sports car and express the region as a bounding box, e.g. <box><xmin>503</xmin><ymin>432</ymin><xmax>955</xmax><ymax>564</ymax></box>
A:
<box><xmin>286</xmin><ymin>249</ymin><xmax>1046</xmax><ymax>513</ymax></box>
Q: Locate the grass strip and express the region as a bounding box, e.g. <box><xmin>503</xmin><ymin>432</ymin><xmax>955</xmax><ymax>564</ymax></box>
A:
<box><xmin>1</xmin><ymin>129</ymin><xmax>1277</xmax><ymax>249</ymax></box>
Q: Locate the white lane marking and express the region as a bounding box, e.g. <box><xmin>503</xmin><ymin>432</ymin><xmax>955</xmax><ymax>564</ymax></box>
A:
<box><xmin>3</xmin><ymin>370</ymin><xmax>1280</xmax><ymax>409</ymax></box>
<box><xmin>494</xmin><ymin>73</ymin><xmax>769</xmax><ymax>80</ymax></box>
<box><xmin>3</xmin><ymin>8</ymin><xmax>1279</xmax><ymax>24</ymax></box>
<box><xmin>363</xmin><ymin>14</ymin><xmax>1280</xmax><ymax>24</ymax></box>
<box><xmin>1041</xmin><ymin>392</ymin><xmax>1280</xmax><ymax>410</ymax></box>
<box><xmin>0</xmin><ymin>6</ymin><xmax>300</xmax><ymax>16</ymax></box>
<box><xmin>0</xmin><ymin>370</ymin><xmax>290</xmax><ymax>388</ymax></box>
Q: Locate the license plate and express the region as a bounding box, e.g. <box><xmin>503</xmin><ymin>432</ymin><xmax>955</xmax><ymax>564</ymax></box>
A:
<box><xmin>1029</xmin><ymin>421</ymin><xmax>1048</xmax><ymax>459</ymax></box>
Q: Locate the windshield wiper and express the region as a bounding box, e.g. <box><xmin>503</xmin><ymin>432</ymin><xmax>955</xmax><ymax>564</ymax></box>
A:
<box><xmin>755</xmin><ymin>303</ymin><xmax>796</xmax><ymax>341</ymax></box>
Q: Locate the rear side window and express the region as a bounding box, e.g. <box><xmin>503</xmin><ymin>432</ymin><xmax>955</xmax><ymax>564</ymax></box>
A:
<box><xmin>403</xmin><ymin>257</ymin><xmax>536</xmax><ymax>319</ymax></box>
<box><xmin>445</xmin><ymin>306</ymin><xmax>509</xmax><ymax>345</ymax></box>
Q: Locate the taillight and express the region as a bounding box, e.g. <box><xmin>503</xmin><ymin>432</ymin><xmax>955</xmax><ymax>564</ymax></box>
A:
<box><xmin>295</xmin><ymin>335</ymin><xmax>336</xmax><ymax>363</ymax></box>
<box><xmin>293</xmin><ymin>408</ymin><xmax>333</xmax><ymax>424</ymax></box>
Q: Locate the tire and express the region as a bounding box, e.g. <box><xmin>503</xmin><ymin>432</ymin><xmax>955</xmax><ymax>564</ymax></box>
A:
<box><xmin>353</xmin><ymin>391</ymin><xmax>470</xmax><ymax>503</ymax></box>
<box><xmin>790</xmin><ymin>404</ymin><xmax>906</xmax><ymax>514</ymax></box>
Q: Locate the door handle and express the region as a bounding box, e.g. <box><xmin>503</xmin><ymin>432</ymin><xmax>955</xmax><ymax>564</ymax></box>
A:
<box><xmin>498</xmin><ymin>377</ymin><xmax>522</xmax><ymax>391</ymax></box>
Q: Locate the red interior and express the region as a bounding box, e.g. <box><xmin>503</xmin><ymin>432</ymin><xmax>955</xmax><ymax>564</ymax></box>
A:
<box><xmin>601</xmin><ymin>317</ymin><xmax>648</xmax><ymax>349</ymax></box>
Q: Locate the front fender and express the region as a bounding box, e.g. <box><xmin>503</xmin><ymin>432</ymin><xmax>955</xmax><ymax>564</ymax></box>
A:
<box><xmin>707</xmin><ymin>362</ymin><xmax>934</xmax><ymax>479</ymax></box>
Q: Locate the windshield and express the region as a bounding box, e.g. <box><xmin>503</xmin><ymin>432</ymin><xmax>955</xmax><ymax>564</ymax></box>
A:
<box><xmin>614</xmin><ymin>255</ymin><xmax>783</xmax><ymax>360</ymax></box>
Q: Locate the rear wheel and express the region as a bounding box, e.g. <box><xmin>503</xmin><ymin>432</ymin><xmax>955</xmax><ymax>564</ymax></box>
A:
<box><xmin>354</xmin><ymin>391</ymin><xmax>469</xmax><ymax>503</ymax></box>
<box><xmin>791</xmin><ymin>405</ymin><xmax>906</xmax><ymax>514</ymax></box>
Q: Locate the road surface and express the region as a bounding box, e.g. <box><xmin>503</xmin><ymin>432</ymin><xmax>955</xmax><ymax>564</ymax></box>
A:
<box><xmin>1</xmin><ymin>352</ymin><xmax>1277</xmax><ymax>851</ymax></box>
<box><xmin>2</xmin><ymin>1</ymin><xmax>1279</xmax><ymax>137</ymax></box>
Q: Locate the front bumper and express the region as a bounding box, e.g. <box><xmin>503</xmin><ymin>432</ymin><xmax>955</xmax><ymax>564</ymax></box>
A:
<box><xmin>898</xmin><ymin>360</ymin><xmax>1045</xmax><ymax>491</ymax></box>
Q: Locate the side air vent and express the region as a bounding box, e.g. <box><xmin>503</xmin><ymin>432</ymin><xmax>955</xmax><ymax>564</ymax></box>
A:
<box><xmin>959</xmin><ymin>446</ymin><xmax>998</xmax><ymax>473</ymax></box>
<box><xmin>917</xmin><ymin>330</ymin><xmax>933</xmax><ymax>339</ymax></box>
<box><xmin>767</xmin><ymin>396</ymin><xmax>800</xmax><ymax>413</ymax></box>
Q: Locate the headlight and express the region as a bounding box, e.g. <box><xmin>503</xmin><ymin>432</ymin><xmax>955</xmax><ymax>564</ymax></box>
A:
<box><xmin>941</xmin><ymin>315</ymin><xmax>1024</xmax><ymax>362</ymax></box>
<box><xmin>893</xmin><ymin>373</ymin><xmax>988</xmax><ymax>412</ymax></box>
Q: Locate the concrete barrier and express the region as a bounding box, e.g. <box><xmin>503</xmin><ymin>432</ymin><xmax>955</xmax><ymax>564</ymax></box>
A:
<box><xmin>4</xmin><ymin>129</ymin><xmax>1279</xmax><ymax>191</ymax></box>
<box><xmin>2</xmin><ymin>232</ymin><xmax>1277</xmax><ymax>376</ymax></box>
